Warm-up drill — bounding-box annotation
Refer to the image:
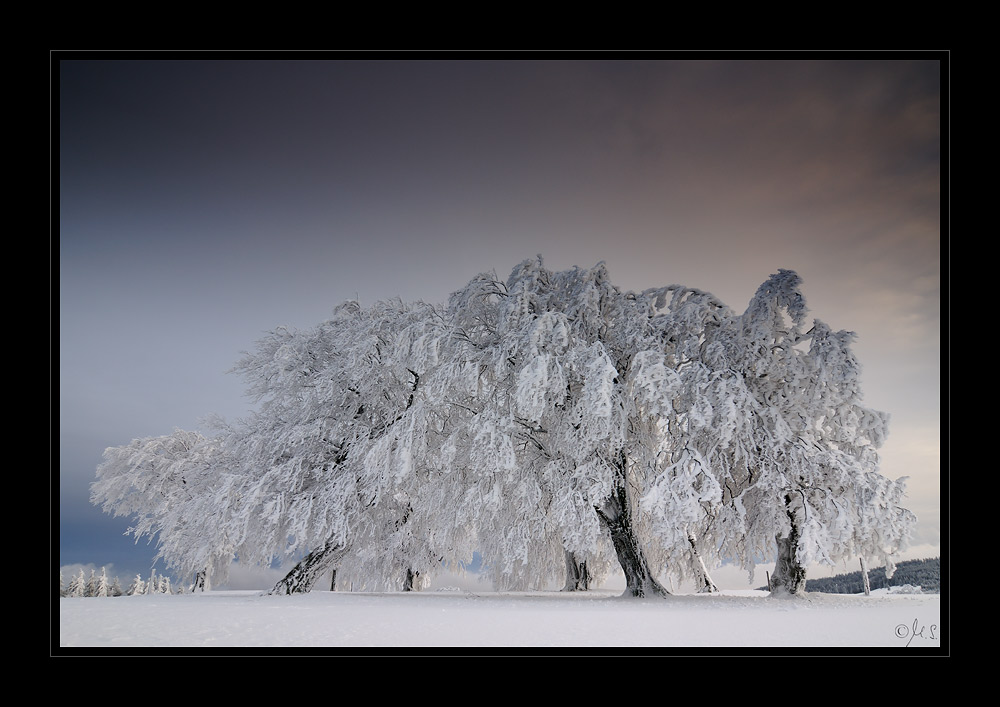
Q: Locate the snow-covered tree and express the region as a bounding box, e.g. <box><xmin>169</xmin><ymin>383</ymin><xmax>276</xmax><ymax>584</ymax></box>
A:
<box><xmin>434</xmin><ymin>259</ymin><xmax>713</xmax><ymax>595</ymax></box>
<box><xmin>431</xmin><ymin>260</ymin><xmax>912</xmax><ymax>596</ymax></box>
<box><xmin>91</xmin><ymin>257</ymin><xmax>913</xmax><ymax>599</ymax></box>
<box><xmin>227</xmin><ymin>299</ymin><xmax>459</xmax><ymax>594</ymax></box>
<box><xmin>127</xmin><ymin>574</ymin><xmax>145</xmax><ymax>596</ymax></box>
<box><xmin>92</xmin><ymin>429</ymin><xmax>236</xmax><ymax>588</ymax></box>
<box><xmin>95</xmin><ymin>567</ymin><xmax>110</xmax><ymax>597</ymax></box>
<box><xmin>700</xmin><ymin>270</ymin><xmax>915</xmax><ymax>595</ymax></box>
<box><xmin>67</xmin><ymin>569</ymin><xmax>86</xmax><ymax>597</ymax></box>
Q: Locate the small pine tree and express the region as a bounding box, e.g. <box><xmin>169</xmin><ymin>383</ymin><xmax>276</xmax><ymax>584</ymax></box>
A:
<box><xmin>59</xmin><ymin>571</ymin><xmax>66</xmax><ymax>598</ymax></box>
<box><xmin>86</xmin><ymin>569</ymin><xmax>98</xmax><ymax>597</ymax></box>
<box><xmin>127</xmin><ymin>574</ymin><xmax>145</xmax><ymax>596</ymax></box>
<box><xmin>110</xmin><ymin>576</ymin><xmax>123</xmax><ymax>597</ymax></box>
<box><xmin>69</xmin><ymin>569</ymin><xmax>86</xmax><ymax>597</ymax></box>
<box><xmin>95</xmin><ymin>567</ymin><xmax>110</xmax><ymax>598</ymax></box>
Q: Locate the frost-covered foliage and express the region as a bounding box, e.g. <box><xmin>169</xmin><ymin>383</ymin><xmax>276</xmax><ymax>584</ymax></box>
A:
<box><xmin>92</xmin><ymin>429</ymin><xmax>236</xmax><ymax>585</ymax></box>
<box><xmin>92</xmin><ymin>258</ymin><xmax>914</xmax><ymax>597</ymax></box>
<box><xmin>667</xmin><ymin>269</ymin><xmax>915</xmax><ymax>594</ymax></box>
<box><xmin>226</xmin><ymin>298</ymin><xmax>459</xmax><ymax>591</ymax></box>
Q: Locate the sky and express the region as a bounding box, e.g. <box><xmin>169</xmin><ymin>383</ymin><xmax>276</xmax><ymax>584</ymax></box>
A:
<box><xmin>56</xmin><ymin>54</ymin><xmax>944</xmax><ymax>590</ymax></box>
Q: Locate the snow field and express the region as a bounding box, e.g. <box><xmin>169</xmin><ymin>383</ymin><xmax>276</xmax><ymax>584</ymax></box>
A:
<box><xmin>59</xmin><ymin>589</ymin><xmax>942</xmax><ymax>649</ymax></box>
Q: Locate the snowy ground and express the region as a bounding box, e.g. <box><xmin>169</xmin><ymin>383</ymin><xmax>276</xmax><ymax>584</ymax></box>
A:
<box><xmin>57</xmin><ymin>588</ymin><xmax>943</xmax><ymax>651</ymax></box>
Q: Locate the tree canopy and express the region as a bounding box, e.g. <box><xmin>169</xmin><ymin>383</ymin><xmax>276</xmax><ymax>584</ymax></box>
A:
<box><xmin>92</xmin><ymin>258</ymin><xmax>915</xmax><ymax>597</ymax></box>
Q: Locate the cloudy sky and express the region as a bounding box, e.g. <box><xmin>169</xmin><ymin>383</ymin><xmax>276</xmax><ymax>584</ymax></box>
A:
<box><xmin>57</xmin><ymin>55</ymin><xmax>943</xmax><ymax>589</ymax></box>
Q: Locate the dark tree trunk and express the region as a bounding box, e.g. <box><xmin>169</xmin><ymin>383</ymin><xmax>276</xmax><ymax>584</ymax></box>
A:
<box><xmin>403</xmin><ymin>568</ymin><xmax>421</xmax><ymax>591</ymax></box>
<box><xmin>330</xmin><ymin>569</ymin><xmax>337</xmax><ymax>592</ymax></box>
<box><xmin>770</xmin><ymin>495</ymin><xmax>807</xmax><ymax>596</ymax></box>
<box><xmin>595</xmin><ymin>475</ymin><xmax>669</xmax><ymax>598</ymax></box>
<box><xmin>562</xmin><ymin>550</ymin><xmax>591</xmax><ymax>591</ymax></box>
<box><xmin>191</xmin><ymin>569</ymin><xmax>207</xmax><ymax>593</ymax></box>
<box><xmin>270</xmin><ymin>540</ymin><xmax>345</xmax><ymax>595</ymax></box>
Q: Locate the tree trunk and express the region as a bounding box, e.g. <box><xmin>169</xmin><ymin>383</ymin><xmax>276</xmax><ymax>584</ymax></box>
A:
<box><xmin>191</xmin><ymin>569</ymin><xmax>207</xmax><ymax>593</ymax></box>
<box><xmin>330</xmin><ymin>569</ymin><xmax>337</xmax><ymax>592</ymax></box>
<box><xmin>860</xmin><ymin>557</ymin><xmax>871</xmax><ymax>596</ymax></box>
<box><xmin>270</xmin><ymin>540</ymin><xmax>345</xmax><ymax>595</ymax></box>
<box><xmin>595</xmin><ymin>478</ymin><xmax>669</xmax><ymax>598</ymax></box>
<box><xmin>770</xmin><ymin>496</ymin><xmax>807</xmax><ymax>596</ymax></box>
<box><xmin>403</xmin><ymin>568</ymin><xmax>420</xmax><ymax>592</ymax></box>
<box><xmin>688</xmin><ymin>533</ymin><xmax>718</xmax><ymax>593</ymax></box>
<box><xmin>562</xmin><ymin>550</ymin><xmax>591</xmax><ymax>591</ymax></box>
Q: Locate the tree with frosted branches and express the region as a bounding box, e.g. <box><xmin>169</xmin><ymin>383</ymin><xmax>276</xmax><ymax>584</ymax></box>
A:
<box><xmin>92</xmin><ymin>428</ymin><xmax>235</xmax><ymax>590</ymax></box>
<box><xmin>696</xmin><ymin>270</ymin><xmax>915</xmax><ymax>595</ymax></box>
<box><xmin>92</xmin><ymin>257</ymin><xmax>914</xmax><ymax>599</ymax></box>
<box><xmin>431</xmin><ymin>259</ymin><xmax>732</xmax><ymax>596</ymax></box>
<box><xmin>95</xmin><ymin>567</ymin><xmax>110</xmax><ymax>597</ymax></box>
<box><xmin>127</xmin><ymin>574</ymin><xmax>145</xmax><ymax>596</ymax></box>
<box><xmin>67</xmin><ymin>569</ymin><xmax>86</xmax><ymax>597</ymax></box>
<box><xmin>223</xmin><ymin>298</ymin><xmax>461</xmax><ymax>594</ymax></box>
